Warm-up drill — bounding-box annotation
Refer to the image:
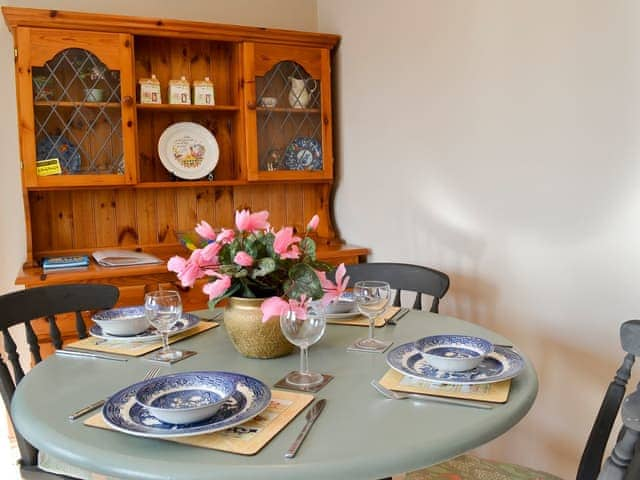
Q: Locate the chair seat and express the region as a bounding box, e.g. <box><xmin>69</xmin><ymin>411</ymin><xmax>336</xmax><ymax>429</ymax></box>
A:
<box><xmin>404</xmin><ymin>455</ymin><xmax>564</xmax><ymax>480</ymax></box>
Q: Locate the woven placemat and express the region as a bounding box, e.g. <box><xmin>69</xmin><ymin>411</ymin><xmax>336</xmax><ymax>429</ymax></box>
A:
<box><xmin>84</xmin><ymin>389</ymin><xmax>313</xmax><ymax>455</ymax></box>
<box><xmin>326</xmin><ymin>306</ymin><xmax>399</xmax><ymax>327</ymax></box>
<box><xmin>379</xmin><ymin>369</ymin><xmax>511</xmax><ymax>403</ymax></box>
<box><xmin>65</xmin><ymin>322</ymin><xmax>218</xmax><ymax>357</ymax></box>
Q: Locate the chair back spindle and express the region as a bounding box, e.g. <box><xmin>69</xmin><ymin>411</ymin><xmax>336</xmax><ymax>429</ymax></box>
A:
<box><xmin>0</xmin><ymin>284</ymin><xmax>119</xmax><ymax>472</ymax></box>
<box><xmin>578</xmin><ymin>320</ymin><xmax>640</xmax><ymax>480</ymax></box>
<box><xmin>344</xmin><ymin>263</ymin><xmax>449</xmax><ymax>313</ymax></box>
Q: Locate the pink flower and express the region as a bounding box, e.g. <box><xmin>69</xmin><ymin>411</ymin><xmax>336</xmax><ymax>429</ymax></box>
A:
<box><xmin>260</xmin><ymin>296</ymin><xmax>289</xmax><ymax>323</ymax></box>
<box><xmin>234</xmin><ymin>251</ymin><xmax>254</xmax><ymax>267</ymax></box>
<box><xmin>306</xmin><ymin>214</ymin><xmax>320</xmax><ymax>232</ymax></box>
<box><xmin>167</xmin><ymin>255</ymin><xmax>187</xmax><ymax>273</ymax></box>
<box><xmin>201</xmin><ymin>242</ymin><xmax>222</xmax><ymax>264</ymax></box>
<box><xmin>202</xmin><ymin>275</ymin><xmax>231</xmax><ymax>300</ymax></box>
<box><xmin>260</xmin><ymin>296</ymin><xmax>311</xmax><ymax>323</ymax></box>
<box><xmin>273</xmin><ymin>227</ymin><xmax>301</xmax><ymax>259</ymax></box>
<box><xmin>318</xmin><ymin>263</ymin><xmax>350</xmax><ymax>305</ymax></box>
<box><xmin>195</xmin><ymin>220</ymin><xmax>216</xmax><ymax>241</ymax></box>
<box><xmin>176</xmin><ymin>259</ymin><xmax>205</xmax><ymax>288</ymax></box>
<box><xmin>216</xmin><ymin>228</ymin><xmax>235</xmax><ymax>244</ymax></box>
<box><xmin>235</xmin><ymin>209</ymin><xmax>269</xmax><ymax>232</ymax></box>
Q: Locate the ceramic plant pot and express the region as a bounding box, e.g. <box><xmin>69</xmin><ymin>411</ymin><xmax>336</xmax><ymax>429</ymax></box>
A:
<box><xmin>223</xmin><ymin>297</ymin><xmax>294</xmax><ymax>359</ymax></box>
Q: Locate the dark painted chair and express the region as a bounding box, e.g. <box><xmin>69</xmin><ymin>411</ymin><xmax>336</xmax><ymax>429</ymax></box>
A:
<box><xmin>344</xmin><ymin>262</ymin><xmax>450</xmax><ymax>312</ymax></box>
<box><xmin>0</xmin><ymin>284</ymin><xmax>119</xmax><ymax>479</ymax></box>
<box><xmin>403</xmin><ymin>320</ymin><xmax>640</xmax><ymax>480</ymax></box>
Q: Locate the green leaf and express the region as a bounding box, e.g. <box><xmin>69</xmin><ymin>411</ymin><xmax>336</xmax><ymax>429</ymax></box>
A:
<box><xmin>300</xmin><ymin>237</ymin><xmax>316</xmax><ymax>260</ymax></box>
<box><xmin>251</xmin><ymin>257</ymin><xmax>276</xmax><ymax>279</ymax></box>
<box><xmin>287</xmin><ymin>263</ymin><xmax>324</xmax><ymax>300</ymax></box>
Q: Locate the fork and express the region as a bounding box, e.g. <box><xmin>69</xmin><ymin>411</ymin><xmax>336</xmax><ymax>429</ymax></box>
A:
<box><xmin>370</xmin><ymin>380</ymin><xmax>494</xmax><ymax>410</ymax></box>
<box><xmin>68</xmin><ymin>367</ymin><xmax>161</xmax><ymax>420</ymax></box>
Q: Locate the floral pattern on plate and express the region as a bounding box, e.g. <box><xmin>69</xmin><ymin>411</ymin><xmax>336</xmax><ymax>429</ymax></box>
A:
<box><xmin>103</xmin><ymin>371</ymin><xmax>271</xmax><ymax>438</ymax></box>
<box><xmin>89</xmin><ymin>311</ymin><xmax>199</xmax><ymax>342</ymax></box>
<box><xmin>386</xmin><ymin>343</ymin><xmax>525</xmax><ymax>385</ymax></box>
<box><xmin>283</xmin><ymin>137</ymin><xmax>322</xmax><ymax>170</ymax></box>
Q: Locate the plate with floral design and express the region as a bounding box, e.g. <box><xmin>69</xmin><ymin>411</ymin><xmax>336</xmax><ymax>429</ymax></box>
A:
<box><xmin>158</xmin><ymin>122</ymin><xmax>219</xmax><ymax>179</ymax></box>
<box><xmin>102</xmin><ymin>371</ymin><xmax>271</xmax><ymax>438</ymax></box>
<box><xmin>283</xmin><ymin>137</ymin><xmax>322</xmax><ymax>170</ymax></box>
<box><xmin>386</xmin><ymin>342</ymin><xmax>525</xmax><ymax>385</ymax></box>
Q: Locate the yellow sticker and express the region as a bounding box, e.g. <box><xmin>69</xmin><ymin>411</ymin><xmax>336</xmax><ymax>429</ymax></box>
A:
<box><xmin>36</xmin><ymin>158</ymin><xmax>62</xmax><ymax>176</ymax></box>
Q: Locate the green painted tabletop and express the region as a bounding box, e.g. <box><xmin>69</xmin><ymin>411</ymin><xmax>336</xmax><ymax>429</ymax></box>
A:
<box><xmin>11</xmin><ymin>310</ymin><xmax>538</xmax><ymax>480</ymax></box>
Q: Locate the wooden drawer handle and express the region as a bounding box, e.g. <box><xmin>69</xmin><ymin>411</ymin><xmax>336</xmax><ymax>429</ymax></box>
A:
<box><xmin>122</xmin><ymin>95</ymin><xmax>134</xmax><ymax>106</ymax></box>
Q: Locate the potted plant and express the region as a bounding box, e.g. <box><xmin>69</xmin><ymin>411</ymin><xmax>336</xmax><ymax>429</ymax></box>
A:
<box><xmin>168</xmin><ymin>209</ymin><xmax>349</xmax><ymax>358</ymax></box>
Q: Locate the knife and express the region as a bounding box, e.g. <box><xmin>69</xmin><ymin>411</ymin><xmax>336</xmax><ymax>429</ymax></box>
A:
<box><xmin>386</xmin><ymin>308</ymin><xmax>410</xmax><ymax>325</ymax></box>
<box><xmin>55</xmin><ymin>349</ymin><xmax>128</xmax><ymax>362</ymax></box>
<box><xmin>284</xmin><ymin>398</ymin><xmax>326</xmax><ymax>458</ymax></box>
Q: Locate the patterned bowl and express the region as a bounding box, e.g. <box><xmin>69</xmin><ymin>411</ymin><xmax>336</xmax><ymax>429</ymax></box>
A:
<box><xmin>414</xmin><ymin>335</ymin><xmax>493</xmax><ymax>372</ymax></box>
<box><xmin>135</xmin><ymin>371</ymin><xmax>236</xmax><ymax>424</ymax></box>
<box><xmin>325</xmin><ymin>292</ymin><xmax>355</xmax><ymax>314</ymax></box>
<box><xmin>92</xmin><ymin>306</ymin><xmax>150</xmax><ymax>336</ymax></box>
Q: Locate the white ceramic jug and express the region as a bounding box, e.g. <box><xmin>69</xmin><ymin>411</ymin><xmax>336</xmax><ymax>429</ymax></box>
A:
<box><xmin>288</xmin><ymin>77</ymin><xmax>317</xmax><ymax>108</ymax></box>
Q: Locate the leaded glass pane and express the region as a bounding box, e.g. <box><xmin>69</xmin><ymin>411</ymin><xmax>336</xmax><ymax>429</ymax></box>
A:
<box><xmin>32</xmin><ymin>48</ymin><xmax>124</xmax><ymax>175</ymax></box>
<box><xmin>256</xmin><ymin>61</ymin><xmax>322</xmax><ymax>172</ymax></box>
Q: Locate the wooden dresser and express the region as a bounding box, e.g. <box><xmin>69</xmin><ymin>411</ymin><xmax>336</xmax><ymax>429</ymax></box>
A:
<box><xmin>3</xmin><ymin>7</ymin><xmax>368</xmax><ymax>348</ymax></box>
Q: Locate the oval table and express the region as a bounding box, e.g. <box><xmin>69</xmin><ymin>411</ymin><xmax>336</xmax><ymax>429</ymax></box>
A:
<box><xmin>11</xmin><ymin>311</ymin><xmax>538</xmax><ymax>480</ymax></box>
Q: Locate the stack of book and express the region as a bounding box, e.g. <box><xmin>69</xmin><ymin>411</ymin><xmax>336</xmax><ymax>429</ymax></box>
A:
<box><xmin>42</xmin><ymin>255</ymin><xmax>90</xmax><ymax>272</ymax></box>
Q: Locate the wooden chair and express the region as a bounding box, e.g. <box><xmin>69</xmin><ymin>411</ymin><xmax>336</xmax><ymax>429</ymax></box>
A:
<box><xmin>344</xmin><ymin>263</ymin><xmax>450</xmax><ymax>312</ymax></box>
<box><xmin>0</xmin><ymin>284</ymin><xmax>119</xmax><ymax>479</ymax></box>
<box><xmin>402</xmin><ymin>320</ymin><xmax>640</xmax><ymax>480</ymax></box>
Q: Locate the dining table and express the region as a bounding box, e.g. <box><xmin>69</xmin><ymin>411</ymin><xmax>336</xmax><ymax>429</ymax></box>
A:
<box><xmin>11</xmin><ymin>309</ymin><xmax>538</xmax><ymax>480</ymax></box>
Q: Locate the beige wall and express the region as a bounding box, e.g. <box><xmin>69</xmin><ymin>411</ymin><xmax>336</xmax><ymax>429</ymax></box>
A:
<box><xmin>317</xmin><ymin>0</ymin><xmax>640</xmax><ymax>478</ymax></box>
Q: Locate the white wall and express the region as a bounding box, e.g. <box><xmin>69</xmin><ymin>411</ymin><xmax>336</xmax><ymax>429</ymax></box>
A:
<box><xmin>318</xmin><ymin>0</ymin><xmax>640</xmax><ymax>478</ymax></box>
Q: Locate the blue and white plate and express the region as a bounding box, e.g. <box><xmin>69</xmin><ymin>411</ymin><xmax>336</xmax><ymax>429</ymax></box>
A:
<box><xmin>414</xmin><ymin>335</ymin><xmax>493</xmax><ymax>372</ymax></box>
<box><xmin>90</xmin><ymin>310</ymin><xmax>199</xmax><ymax>343</ymax></box>
<box><xmin>103</xmin><ymin>371</ymin><xmax>271</xmax><ymax>438</ymax></box>
<box><xmin>283</xmin><ymin>137</ymin><xmax>322</xmax><ymax>170</ymax></box>
<box><xmin>386</xmin><ymin>342</ymin><xmax>525</xmax><ymax>385</ymax></box>
<box><xmin>135</xmin><ymin>371</ymin><xmax>236</xmax><ymax>424</ymax></box>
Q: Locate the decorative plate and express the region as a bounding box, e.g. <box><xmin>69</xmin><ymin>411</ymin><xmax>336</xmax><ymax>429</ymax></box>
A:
<box><xmin>102</xmin><ymin>371</ymin><xmax>271</xmax><ymax>438</ymax></box>
<box><xmin>36</xmin><ymin>135</ymin><xmax>81</xmax><ymax>173</ymax></box>
<box><xmin>157</xmin><ymin>122</ymin><xmax>219</xmax><ymax>179</ymax></box>
<box><xmin>283</xmin><ymin>137</ymin><xmax>322</xmax><ymax>171</ymax></box>
<box><xmin>386</xmin><ymin>343</ymin><xmax>525</xmax><ymax>385</ymax></box>
<box><xmin>89</xmin><ymin>310</ymin><xmax>200</xmax><ymax>342</ymax></box>
<box><xmin>134</xmin><ymin>371</ymin><xmax>237</xmax><ymax>425</ymax></box>
<box><xmin>414</xmin><ymin>334</ymin><xmax>493</xmax><ymax>372</ymax></box>
<box><xmin>325</xmin><ymin>292</ymin><xmax>358</xmax><ymax>318</ymax></box>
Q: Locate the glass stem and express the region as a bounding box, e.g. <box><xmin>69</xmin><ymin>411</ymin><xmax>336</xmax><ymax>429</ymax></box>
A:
<box><xmin>299</xmin><ymin>346</ymin><xmax>309</xmax><ymax>374</ymax></box>
<box><xmin>161</xmin><ymin>332</ymin><xmax>170</xmax><ymax>353</ymax></box>
<box><xmin>368</xmin><ymin>315</ymin><xmax>375</xmax><ymax>340</ymax></box>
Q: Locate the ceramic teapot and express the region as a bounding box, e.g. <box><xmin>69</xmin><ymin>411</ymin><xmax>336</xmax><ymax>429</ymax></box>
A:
<box><xmin>288</xmin><ymin>76</ymin><xmax>317</xmax><ymax>108</ymax></box>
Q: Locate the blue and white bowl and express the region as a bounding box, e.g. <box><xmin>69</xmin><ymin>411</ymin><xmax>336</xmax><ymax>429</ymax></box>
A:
<box><xmin>92</xmin><ymin>306</ymin><xmax>150</xmax><ymax>336</ymax></box>
<box><xmin>135</xmin><ymin>371</ymin><xmax>236</xmax><ymax>425</ymax></box>
<box><xmin>325</xmin><ymin>292</ymin><xmax>355</xmax><ymax>314</ymax></box>
<box><xmin>414</xmin><ymin>335</ymin><xmax>493</xmax><ymax>372</ymax></box>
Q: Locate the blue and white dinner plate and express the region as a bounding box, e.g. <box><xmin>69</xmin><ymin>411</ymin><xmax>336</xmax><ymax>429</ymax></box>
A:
<box><xmin>89</xmin><ymin>311</ymin><xmax>200</xmax><ymax>343</ymax></box>
<box><xmin>102</xmin><ymin>371</ymin><xmax>271</xmax><ymax>438</ymax></box>
<box><xmin>386</xmin><ymin>342</ymin><xmax>525</xmax><ymax>385</ymax></box>
<box><xmin>283</xmin><ymin>137</ymin><xmax>322</xmax><ymax>170</ymax></box>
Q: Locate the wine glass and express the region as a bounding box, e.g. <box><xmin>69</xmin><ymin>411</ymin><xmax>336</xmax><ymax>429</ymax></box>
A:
<box><xmin>279</xmin><ymin>300</ymin><xmax>326</xmax><ymax>387</ymax></box>
<box><xmin>144</xmin><ymin>290</ymin><xmax>184</xmax><ymax>362</ymax></box>
<box><xmin>353</xmin><ymin>280</ymin><xmax>391</xmax><ymax>350</ymax></box>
